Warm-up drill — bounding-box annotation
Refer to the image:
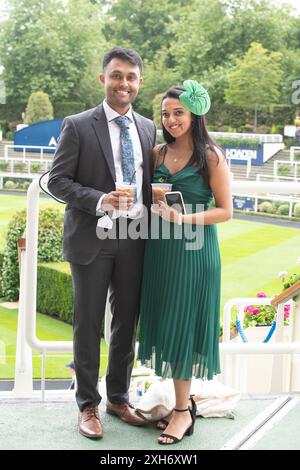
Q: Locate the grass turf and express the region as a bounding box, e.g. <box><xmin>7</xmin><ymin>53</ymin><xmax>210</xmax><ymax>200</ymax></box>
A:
<box><xmin>0</xmin><ymin>305</ymin><xmax>109</xmax><ymax>379</ymax></box>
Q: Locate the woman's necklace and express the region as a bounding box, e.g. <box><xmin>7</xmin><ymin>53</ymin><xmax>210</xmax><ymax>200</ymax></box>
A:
<box><xmin>171</xmin><ymin>152</ymin><xmax>193</xmax><ymax>165</ymax></box>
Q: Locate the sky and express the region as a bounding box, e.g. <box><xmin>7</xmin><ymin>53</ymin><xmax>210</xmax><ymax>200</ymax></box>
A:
<box><xmin>273</xmin><ymin>0</ymin><xmax>300</xmax><ymax>15</ymax></box>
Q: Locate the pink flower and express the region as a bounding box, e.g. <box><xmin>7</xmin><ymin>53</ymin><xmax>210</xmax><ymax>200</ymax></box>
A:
<box><xmin>284</xmin><ymin>304</ymin><xmax>290</xmax><ymax>313</ymax></box>
<box><xmin>244</xmin><ymin>306</ymin><xmax>254</xmax><ymax>313</ymax></box>
<box><xmin>284</xmin><ymin>311</ymin><xmax>290</xmax><ymax>319</ymax></box>
<box><xmin>251</xmin><ymin>309</ymin><xmax>260</xmax><ymax>315</ymax></box>
<box><xmin>256</xmin><ymin>292</ymin><xmax>267</xmax><ymax>298</ymax></box>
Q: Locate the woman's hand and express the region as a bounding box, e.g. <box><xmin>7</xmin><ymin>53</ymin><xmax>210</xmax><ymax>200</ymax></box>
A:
<box><xmin>151</xmin><ymin>200</ymin><xmax>181</xmax><ymax>223</ymax></box>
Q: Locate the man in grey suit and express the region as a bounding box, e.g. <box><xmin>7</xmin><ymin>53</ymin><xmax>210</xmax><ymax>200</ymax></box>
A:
<box><xmin>48</xmin><ymin>47</ymin><xmax>156</xmax><ymax>439</ymax></box>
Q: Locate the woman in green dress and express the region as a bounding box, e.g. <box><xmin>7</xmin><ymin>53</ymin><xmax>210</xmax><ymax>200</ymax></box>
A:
<box><xmin>138</xmin><ymin>81</ymin><xmax>233</xmax><ymax>445</ymax></box>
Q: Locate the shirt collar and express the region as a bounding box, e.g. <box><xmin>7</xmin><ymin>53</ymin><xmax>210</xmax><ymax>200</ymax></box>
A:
<box><xmin>103</xmin><ymin>100</ymin><xmax>134</xmax><ymax>124</ymax></box>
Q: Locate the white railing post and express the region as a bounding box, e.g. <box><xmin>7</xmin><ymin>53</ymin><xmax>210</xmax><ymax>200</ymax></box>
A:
<box><xmin>270</xmin><ymin>303</ymin><xmax>285</xmax><ymax>392</ymax></box>
<box><xmin>290</xmin><ymin>298</ymin><xmax>300</xmax><ymax>390</ymax></box>
<box><xmin>12</xmin><ymin>177</ymin><xmax>300</xmax><ymax>397</ymax></box>
<box><xmin>220</xmin><ymin>297</ymin><xmax>300</xmax><ymax>393</ymax></box>
<box><xmin>24</xmin><ymin>178</ymin><xmax>73</xmax><ymax>353</ymax></box>
<box><xmin>12</xmin><ymin>240</ymin><xmax>33</xmax><ymax>397</ymax></box>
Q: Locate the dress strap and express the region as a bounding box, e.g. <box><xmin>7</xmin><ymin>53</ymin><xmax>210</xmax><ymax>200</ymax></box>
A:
<box><xmin>154</xmin><ymin>143</ymin><xmax>168</xmax><ymax>170</ymax></box>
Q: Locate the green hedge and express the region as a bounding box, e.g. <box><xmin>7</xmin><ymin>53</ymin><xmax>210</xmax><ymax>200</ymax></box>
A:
<box><xmin>0</xmin><ymin>207</ymin><xmax>63</xmax><ymax>301</ymax></box>
<box><xmin>0</xmin><ymin>251</ymin><xmax>4</xmax><ymax>297</ymax></box>
<box><xmin>216</xmin><ymin>137</ymin><xmax>261</xmax><ymax>148</ymax></box>
<box><xmin>36</xmin><ymin>261</ymin><xmax>104</xmax><ymax>336</ymax></box>
<box><xmin>37</xmin><ymin>262</ymin><xmax>73</xmax><ymax>324</ymax></box>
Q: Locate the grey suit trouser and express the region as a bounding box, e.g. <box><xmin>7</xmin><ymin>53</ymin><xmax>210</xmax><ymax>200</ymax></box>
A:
<box><xmin>70</xmin><ymin>223</ymin><xmax>145</xmax><ymax>412</ymax></box>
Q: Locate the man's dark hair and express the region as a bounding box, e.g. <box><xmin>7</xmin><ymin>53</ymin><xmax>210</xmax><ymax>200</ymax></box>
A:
<box><xmin>102</xmin><ymin>47</ymin><xmax>143</xmax><ymax>72</ymax></box>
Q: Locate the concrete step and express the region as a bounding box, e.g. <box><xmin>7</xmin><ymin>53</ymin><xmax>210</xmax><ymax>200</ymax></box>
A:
<box><xmin>229</xmin><ymin>147</ymin><xmax>296</xmax><ymax>181</ymax></box>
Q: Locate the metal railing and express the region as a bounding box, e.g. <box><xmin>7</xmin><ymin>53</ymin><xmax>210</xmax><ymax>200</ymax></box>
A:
<box><xmin>4</xmin><ymin>144</ymin><xmax>55</xmax><ymax>162</ymax></box>
<box><xmin>256</xmin><ymin>174</ymin><xmax>300</xmax><ymax>183</ymax></box>
<box><xmin>233</xmin><ymin>190</ymin><xmax>300</xmax><ymax>216</ymax></box>
<box><xmin>274</xmin><ymin>160</ymin><xmax>300</xmax><ymax>179</ymax></box>
<box><xmin>227</xmin><ymin>157</ymin><xmax>252</xmax><ymax>178</ymax></box>
<box><xmin>290</xmin><ymin>146</ymin><xmax>300</xmax><ymax>162</ymax></box>
<box><xmin>221</xmin><ymin>298</ymin><xmax>300</xmax><ymax>393</ymax></box>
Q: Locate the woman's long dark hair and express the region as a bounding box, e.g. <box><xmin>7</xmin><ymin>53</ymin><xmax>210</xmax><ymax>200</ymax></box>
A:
<box><xmin>160</xmin><ymin>85</ymin><xmax>223</xmax><ymax>185</ymax></box>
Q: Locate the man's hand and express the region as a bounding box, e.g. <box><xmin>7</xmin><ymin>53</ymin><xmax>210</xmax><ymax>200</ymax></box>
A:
<box><xmin>101</xmin><ymin>191</ymin><xmax>134</xmax><ymax>211</ymax></box>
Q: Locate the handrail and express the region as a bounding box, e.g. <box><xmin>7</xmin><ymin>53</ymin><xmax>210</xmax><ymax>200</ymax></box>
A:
<box><xmin>232</xmin><ymin>180</ymin><xmax>300</xmax><ymax>195</ymax></box>
<box><xmin>24</xmin><ymin>178</ymin><xmax>72</xmax><ymax>353</ymax></box>
<box><xmin>256</xmin><ymin>174</ymin><xmax>300</xmax><ymax>182</ymax></box>
<box><xmin>4</xmin><ymin>144</ymin><xmax>55</xmax><ymax>162</ymax></box>
<box><xmin>23</xmin><ymin>177</ymin><xmax>300</xmax><ymax>352</ymax></box>
<box><xmin>16</xmin><ymin>176</ymin><xmax>300</xmax><ymax>398</ymax></box>
<box><xmin>290</xmin><ymin>146</ymin><xmax>300</xmax><ymax>161</ymax></box>
<box><xmin>274</xmin><ymin>160</ymin><xmax>300</xmax><ymax>180</ymax></box>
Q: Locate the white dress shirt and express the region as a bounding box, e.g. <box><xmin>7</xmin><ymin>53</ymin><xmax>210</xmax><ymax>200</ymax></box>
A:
<box><xmin>96</xmin><ymin>100</ymin><xmax>144</xmax><ymax>219</ymax></box>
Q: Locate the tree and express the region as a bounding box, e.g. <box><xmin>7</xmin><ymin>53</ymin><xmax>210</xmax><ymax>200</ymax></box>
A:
<box><xmin>136</xmin><ymin>49</ymin><xmax>180</xmax><ymax>118</ymax></box>
<box><xmin>24</xmin><ymin>91</ymin><xmax>53</xmax><ymax>124</ymax></box>
<box><xmin>225</xmin><ymin>42</ymin><xmax>283</xmax><ymax>130</ymax></box>
<box><xmin>102</xmin><ymin>0</ymin><xmax>184</xmax><ymax>62</ymax></box>
<box><xmin>0</xmin><ymin>0</ymin><xmax>106</xmax><ymax>106</ymax></box>
<box><xmin>169</xmin><ymin>0</ymin><xmax>295</xmax><ymax>79</ymax></box>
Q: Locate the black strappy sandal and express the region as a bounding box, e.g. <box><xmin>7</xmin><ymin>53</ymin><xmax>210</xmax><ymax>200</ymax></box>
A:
<box><xmin>158</xmin><ymin>396</ymin><xmax>196</xmax><ymax>445</ymax></box>
<box><xmin>156</xmin><ymin>395</ymin><xmax>196</xmax><ymax>430</ymax></box>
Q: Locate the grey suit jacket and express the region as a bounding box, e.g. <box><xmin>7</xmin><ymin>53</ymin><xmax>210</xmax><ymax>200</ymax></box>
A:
<box><xmin>48</xmin><ymin>103</ymin><xmax>156</xmax><ymax>265</ymax></box>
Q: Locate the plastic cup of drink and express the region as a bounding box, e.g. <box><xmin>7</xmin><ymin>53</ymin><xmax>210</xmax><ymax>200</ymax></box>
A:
<box><xmin>115</xmin><ymin>181</ymin><xmax>137</xmax><ymax>198</ymax></box>
<box><xmin>115</xmin><ymin>181</ymin><xmax>137</xmax><ymax>209</ymax></box>
<box><xmin>151</xmin><ymin>183</ymin><xmax>172</xmax><ymax>204</ymax></box>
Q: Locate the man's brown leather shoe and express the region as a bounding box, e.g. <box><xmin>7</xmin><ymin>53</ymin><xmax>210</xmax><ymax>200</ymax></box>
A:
<box><xmin>106</xmin><ymin>400</ymin><xmax>148</xmax><ymax>426</ymax></box>
<box><xmin>79</xmin><ymin>406</ymin><xmax>103</xmax><ymax>439</ymax></box>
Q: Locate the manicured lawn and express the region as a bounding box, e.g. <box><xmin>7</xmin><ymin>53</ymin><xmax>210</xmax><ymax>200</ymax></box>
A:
<box><xmin>0</xmin><ymin>305</ymin><xmax>109</xmax><ymax>379</ymax></box>
<box><xmin>0</xmin><ymin>194</ymin><xmax>299</xmax><ymax>378</ymax></box>
<box><xmin>218</xmin><ymin>219</ymin><xmax>300</xmax><ymax>303</ymax></box>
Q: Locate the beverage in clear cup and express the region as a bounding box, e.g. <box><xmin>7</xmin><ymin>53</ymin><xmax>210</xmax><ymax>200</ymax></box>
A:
<box><xmin>115</xmin><ymin>181</ymin><xmax>137</xmax><ymax>209</ymax></box>
<box><xmin>151</xmin><ymin>183</ymin><xmax>172</xmax><ymax>204</ymax></box>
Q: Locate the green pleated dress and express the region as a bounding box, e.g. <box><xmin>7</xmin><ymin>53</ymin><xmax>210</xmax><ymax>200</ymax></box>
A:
<box><xmin>138</xmin><ymin>163</ymin><xmax>221</xmax><ymax>380</ymax></box>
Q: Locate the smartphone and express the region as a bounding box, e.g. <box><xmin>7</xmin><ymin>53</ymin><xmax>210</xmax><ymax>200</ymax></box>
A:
<box><xmin>164</xmin><ymin>191</ymin><xmax>186</xmax><ymax>214</ymax></box>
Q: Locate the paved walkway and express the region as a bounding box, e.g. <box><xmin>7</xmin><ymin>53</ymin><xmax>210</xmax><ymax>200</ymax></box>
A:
<box><xmin>233</xmin><ymin>213</ymin><xmax>300</xmax><ymax>229</ymax></box>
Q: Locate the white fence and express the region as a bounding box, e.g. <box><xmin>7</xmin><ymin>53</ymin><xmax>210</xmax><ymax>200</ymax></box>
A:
<box><xmin>233</xmin><ymin>191</ymin><xmax>300</xmax><ymax>217</ymax></box>
<box><xmin>221</xmin><ymin>297</ymin><xmax>300</xmax><ymax>393</ymax></box>
<box><xmin>4</xmin><ymin>144</ymin><xmax>55</xmax><ymax>162</ymax></box>
<box><xmin>274</xmin><ymin>160</ymin><xmax>300</xmax><ymax>179</ymax></box>
<box><xmin>11</xmin><ymin>177</ymin><xmax>300</xmax><ymax>399</ymax></box>
<box><xmin>0</xmin><ymin>144</ymin><xmax>54</xmax><ymax>189</ymax></box>
<box><xmin>290</xmin><ymin>146</ymin><xmax>300</xmax><ymax>161</ymax></box>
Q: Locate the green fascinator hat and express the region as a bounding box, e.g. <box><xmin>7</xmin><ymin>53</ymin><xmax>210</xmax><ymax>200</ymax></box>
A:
<box><xmin>179</xmin><ymin>80</ymin><xmax>211</xmax><ymax>116</ymax></box>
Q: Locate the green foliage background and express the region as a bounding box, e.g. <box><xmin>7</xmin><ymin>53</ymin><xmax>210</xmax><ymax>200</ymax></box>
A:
<box><xmin>0</xmin><ymin>207</ymin><xmax>63</xmax><ymax>300</ymax></box>
<box><xmin>0</xmin><ymin>0</ymin><xmax>299</xmax><ymax>127</ymax></box>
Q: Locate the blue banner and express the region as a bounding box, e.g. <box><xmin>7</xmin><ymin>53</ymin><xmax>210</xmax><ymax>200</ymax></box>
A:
<box><xmin>233</xmin><ymin>196</ymin><xmax>255</xmax><ymax>211</ymax></box>
<box><xmin>14</xmin><ymin>119</ymin><xmax>63</xmax><ymax>153</ymax></box>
